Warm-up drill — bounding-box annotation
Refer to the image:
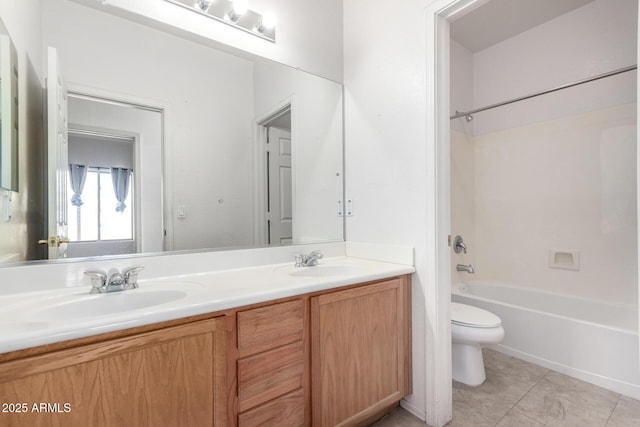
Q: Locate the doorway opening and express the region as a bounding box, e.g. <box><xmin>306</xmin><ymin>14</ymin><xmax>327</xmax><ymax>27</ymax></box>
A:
<box><xmin>425</xmin><ymin>0</ymin><xmax>639</xmax><ymax>423</ymax></box>
<box><xmin>65</xmin><ymin>91</ymin><xmax>165</xmax><ymax>257</ymax></box>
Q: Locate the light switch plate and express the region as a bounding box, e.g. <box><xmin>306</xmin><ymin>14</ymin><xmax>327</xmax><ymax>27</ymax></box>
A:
<box><xmin>177</xmin><ymin>205</ymin><xmax>187</xmax><ymax>219</ymax></box>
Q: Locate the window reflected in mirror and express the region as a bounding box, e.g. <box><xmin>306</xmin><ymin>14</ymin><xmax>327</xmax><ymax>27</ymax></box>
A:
<box><xmin>67</xmin><ymin>167</ymin><xmax>135</xmax><ymax>243</ymax></box>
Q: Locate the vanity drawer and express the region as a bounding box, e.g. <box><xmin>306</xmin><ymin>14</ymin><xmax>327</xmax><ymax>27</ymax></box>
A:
<box><xmin>237</xmin><ymin>299</ymin><xmax>304</xmax><ymax>356</ymax></box>
<box><xmin>238</xmin><ymin>340</ymin><xmax>304</xmax><ymax>412</ymax></box>
<box><xmin>238</xmin><ymin>388</ymin><xmax>305</xmax><ymax>427</ymax></box>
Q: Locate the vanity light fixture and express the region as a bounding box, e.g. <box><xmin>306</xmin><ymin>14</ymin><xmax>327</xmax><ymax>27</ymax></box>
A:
<box><xmin>194</xmin><ymin>0</ymin><xmax>213</xmax><ymax>12</ymax></box>
<box><xmin>165</xmin><ymin>0</ymin><xmax>276</xmax><ymax>42</ymax></box>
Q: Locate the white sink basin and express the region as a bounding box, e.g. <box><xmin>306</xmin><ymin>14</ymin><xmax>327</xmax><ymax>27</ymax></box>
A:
<box><xmin>287</xmin><ymin>264</ymin><xmax>365</xmax><ymax>277</ymax></box>
<box><xmin>33</xmin><ymin>289</ymin><xmax>187</xmax><ymax>320</ymax></box>
<box><xmin>22</xmin><ymin>281</ymin><xmax>205</xmax><ymax>321</ymax></box>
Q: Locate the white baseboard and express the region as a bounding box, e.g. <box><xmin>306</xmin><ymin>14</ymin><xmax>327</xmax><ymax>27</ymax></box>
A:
<box><xmin>400</xmin><ymin>398</ymin><xmax>427</xmax><ymax>422</ymax></box>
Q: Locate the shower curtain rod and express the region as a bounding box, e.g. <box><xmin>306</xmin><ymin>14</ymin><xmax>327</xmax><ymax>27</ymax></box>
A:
<box><xmin>450</xmin><ymin>64</ymin><xmax>637</xmax><ymax>120</ymax></box>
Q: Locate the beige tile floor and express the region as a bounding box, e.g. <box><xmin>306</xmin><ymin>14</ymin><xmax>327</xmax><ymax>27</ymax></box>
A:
<box><xmin>371</xmin><ymin>348</ymin><xmax>640</xmax><ymax>427</ymax></box>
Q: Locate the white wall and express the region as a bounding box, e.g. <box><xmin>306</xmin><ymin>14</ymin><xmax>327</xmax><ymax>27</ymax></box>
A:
<box><xmin>69</xmin><ymin>136</ymin><xmax>134</xmax><ymax>170</ymax></box>
<box><xmin>344</xmin><ymin>0</ymin><xmax>440</xmax><ymax>421</ymax></box>
<box><xmin>253</xmin><ymin>58</ymin><xmax>343</xmax><ymax>244</ymax></box>
<box><xmin>0</xmin><ymin>0</ymin><xmax>46</xmax><ymax>263</ymax></box>
<box><xmin>71</xmin><ymin>0</ymin><xmax>344</xmax><ymax>83</ymax></box>
<box><xmin>472</xmin><ymin>0</ymin><xmax>637</xmax><ymax>135</ymax></box>
<box><xmin>43</xmin><ymin>0</ymin><xmax>257</xmax><ymax>252</ymax></box>
<box><xmin>450</xmin><ymin>40</ymin><xmax>474</xmax><ymax>135</ymax></box>
<box><xmin>450</xmin><ymin>0</ymin><xmax>638</xmax><ymax>305</ymax></box>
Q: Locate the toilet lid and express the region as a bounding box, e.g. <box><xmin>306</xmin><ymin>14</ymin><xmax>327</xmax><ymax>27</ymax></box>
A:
<box><xmin>451</xmin><ymin>302</ymin><xmax>502</xmax><ymax>328</ymax></box>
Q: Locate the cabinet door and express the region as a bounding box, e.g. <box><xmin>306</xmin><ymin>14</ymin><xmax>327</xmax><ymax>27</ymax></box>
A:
<box><xmin>0</xmin><ymin>317</ymin><xmax>227</xmax><ymax>427</ymax></box>
<box><xmin>311</xmin><ymin>277</ymin><xmax>411</xmax><ymax>427</ymax></box>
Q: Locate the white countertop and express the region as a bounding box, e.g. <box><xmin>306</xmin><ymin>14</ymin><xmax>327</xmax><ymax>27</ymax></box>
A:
<box><xmin>0</xmin><ymin>256</ymin><xmax>414</xmax><ymax>355</ymax></box>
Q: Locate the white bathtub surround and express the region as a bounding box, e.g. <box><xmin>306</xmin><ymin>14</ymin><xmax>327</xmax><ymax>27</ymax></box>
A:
<box><xmin>452</xmin><ymin>281</ymin><xmax>640</xmax><ymax>400</ymax></box>
<box><xmin>473</xmin><ymin>104</ymin><xmax>637</xmax><ymax>304</ymax></box>
<box><xmin>0</xmin><ymin>241</ymin><xmax>414</xmax><ymax>354</ymax></box>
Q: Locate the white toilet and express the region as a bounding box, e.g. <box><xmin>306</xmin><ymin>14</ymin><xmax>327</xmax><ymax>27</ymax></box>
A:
<box><xmin>451</xmin><ymin>302</ymin><xmax>505</xmax><ymax>386</ymax></box>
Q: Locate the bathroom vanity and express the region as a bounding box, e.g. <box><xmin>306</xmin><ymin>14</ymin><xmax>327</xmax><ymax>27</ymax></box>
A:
<box><xmin>0</xmin><ymin>257</ymin><xmax>413</xmax><ymax>426</ymax></box>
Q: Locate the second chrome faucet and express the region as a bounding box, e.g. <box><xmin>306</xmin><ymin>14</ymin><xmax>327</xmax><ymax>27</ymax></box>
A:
<box><xmin>295</xmin><ymin>250</ymin><xmax>324</xmax><ymax>267</ymax></box>
<box><xmin>84</xmin><ymin>266</ymin><xmax>145</xmax><ymax>294</ymax></box>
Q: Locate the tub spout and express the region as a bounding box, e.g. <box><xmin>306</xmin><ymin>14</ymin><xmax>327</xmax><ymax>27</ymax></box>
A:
<box><xmin>456</xmin><ymin>264</ymin><xmax>475</xmax><ymax>274</ymax></box>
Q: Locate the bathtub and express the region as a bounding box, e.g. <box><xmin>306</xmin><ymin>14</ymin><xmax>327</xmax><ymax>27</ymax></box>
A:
<box><xmin>452</xmin><ymin>281</ymin><xmax>640</xmax><ymax>399</ymax></box>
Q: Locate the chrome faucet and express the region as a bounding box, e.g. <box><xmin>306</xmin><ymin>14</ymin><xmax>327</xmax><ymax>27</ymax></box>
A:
<box><xmin>453</xmin><ymin>235</ymin><xmax>467</xmax><ymax>254</ymax></box>
<box><xmin>456</xmin><ymin>264</ymin><xmax>475</xmax><ymax>274</ymax></box>
<box><xmin>84</xmin><ymin>266</ymin><xmax>145</xmax><ymax>294</ymax></box>
<box><xmin>295</xmin><ymin>250</ymin><xmax>324</xmax><ymax>267</ymax></box>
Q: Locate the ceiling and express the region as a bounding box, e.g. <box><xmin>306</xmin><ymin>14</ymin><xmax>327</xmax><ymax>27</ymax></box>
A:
<box><xmin>450</xmin><ymin>0</ymin><xmax>595</xmax><ymax>53</ymax></box>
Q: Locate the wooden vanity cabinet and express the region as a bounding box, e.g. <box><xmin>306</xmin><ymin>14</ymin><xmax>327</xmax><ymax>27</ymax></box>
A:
<box><xmin>0</xmin><ymin>274</ymin><xmax>412</xmax><ymax>427</ymax></box>
<box><xmin>311</xmin><ymin>276</ymin><xmax>412</xmax><ymax>427</ymax></box>
<box><xmin>0</xmin><ymin>317</ymin><xmax>228</xmax><ymax>427</ymax></box>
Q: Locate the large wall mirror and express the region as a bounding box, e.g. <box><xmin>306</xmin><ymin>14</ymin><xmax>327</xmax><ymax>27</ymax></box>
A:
<box><xmin>0</xmin><ymin>16</ymin><xmax>18</xmax><ymax>192</ymax></box>
<box><xmin>0</xmin><ymin>0</ymin><xmax>344</xmax><ymax>266</ymax></box>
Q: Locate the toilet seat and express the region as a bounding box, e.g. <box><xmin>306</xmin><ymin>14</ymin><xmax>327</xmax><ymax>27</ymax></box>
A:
<box><xmin>451</xmin><ymin>302</ymin><xmax>504</xmax><ymax>386</ymax></box>
<box><xmin>452</xmin><ymin>302</ymin><xmax>501</xmax><ymax>328</ymax></box>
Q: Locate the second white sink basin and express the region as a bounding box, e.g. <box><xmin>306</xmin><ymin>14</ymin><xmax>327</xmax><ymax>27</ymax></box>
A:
<box><xmin>287</xmin><ymin>264</ymin><xmax>366</xmax><ymax>277</ymax></box>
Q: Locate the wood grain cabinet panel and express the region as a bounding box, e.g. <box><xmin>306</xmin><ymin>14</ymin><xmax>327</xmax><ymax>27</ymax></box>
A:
<box><xmin>311</xmin><ymin>277</ymin><xmax>412</xmax><ymax>427</ymax></box>
<box><xmin>238</xmin><ymin>388</ymin><xmax>305</xmax><ymax>427</ymax></box>
<box><xmin>0</xmin><ymin>317</ymin><xmax>227</xmax><ymax>427</ymax></box>
<box><xmin>237</xmin><ymin>300</ymin><xmax>304</xmax><ymax>357</ymax></box>
<box><xmin>238</xmin><ymin>341</ymin><xmax>304</xmax><ymax>412</ymax></box>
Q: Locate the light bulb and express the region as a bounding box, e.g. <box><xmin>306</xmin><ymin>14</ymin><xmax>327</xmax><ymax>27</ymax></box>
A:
<box><xmin>232</xmin><ymin>0</ymin><xmax>248</xmax><ymax>16</ymax></box>
<box><xmin>261</xmin><ymin>12</ymin><xmax>277</xmax><ymax>29</ymax></box>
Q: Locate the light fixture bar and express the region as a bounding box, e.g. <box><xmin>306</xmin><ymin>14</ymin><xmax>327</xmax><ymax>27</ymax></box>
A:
<box><xmin>165</xmin><ymin>0</ymin><xmax>276</xmax><ymax>43</ymax></box>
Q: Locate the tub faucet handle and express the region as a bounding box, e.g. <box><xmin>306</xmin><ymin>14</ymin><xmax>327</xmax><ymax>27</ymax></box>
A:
<box><xmin>453</xmin><ymin>235</ymin><xmax>467</xmax><ymax>254</ymax></box>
